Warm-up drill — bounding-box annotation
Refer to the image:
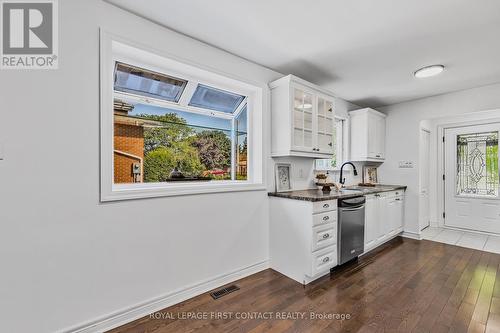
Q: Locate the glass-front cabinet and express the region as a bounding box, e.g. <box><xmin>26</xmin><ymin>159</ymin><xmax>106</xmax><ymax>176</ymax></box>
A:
<box><xmin>293</xmin><ymin>88</ymin><xmax>314</xmax><ymax>150</ymax></box>
<box><xmin>270</xmin><ymin>75</ymin><xmax>336</xmax><ymax>157</ymax></box>
<box><xmin>290</xmin><ymin>86</ymin><xmax>334</xmax><ymax>155</ymax></box>
<box><xmin>316</xmin><ymin>95</ymin><xmax>335</xmax><ymax>153</ymax></box>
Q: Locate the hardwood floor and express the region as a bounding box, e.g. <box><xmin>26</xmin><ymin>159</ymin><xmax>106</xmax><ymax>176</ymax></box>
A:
<box><xmin>108</xmin><ymin>237</ymin><xmax>500</xmax><ymax>333</ymax></box>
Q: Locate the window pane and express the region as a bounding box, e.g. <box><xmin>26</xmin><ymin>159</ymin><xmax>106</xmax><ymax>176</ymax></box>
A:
<box><xmin>114</xmin><ymin>62</ymin><xmax>187</xmax><ymax>102</ymax></box>
<box><xmin>235</xmin><ymin>105</ymin><xmax>248</xmax><ymax>180</ymax></box>
<box><xmin>456</xmin><ymin>131</ymin><xmax>499</xmax><ymax>196</ymax></box>
<box><xmin>113</xmin><ymin>99</ymin><xmax>235</xmax><ymax>184</ymax></box>
<box><xmin>189</xmin><ymin>84</ymin><xmax>245</xmax><ymax>113</ymax></box>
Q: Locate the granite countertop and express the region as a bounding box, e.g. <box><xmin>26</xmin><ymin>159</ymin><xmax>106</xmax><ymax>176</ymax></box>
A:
<box><xmin>268</xmin><ymin>184</ymin><xmax>407</xmax><ymax>202</ymax></box>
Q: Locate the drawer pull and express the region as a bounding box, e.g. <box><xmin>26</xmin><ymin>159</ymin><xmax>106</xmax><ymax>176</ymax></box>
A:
<box><xmin>323</xmin><ymin>233</ymin><xmax>330</xmax><ymax>239</ymax></box>
<box><xmin>323</xmin><ymin>257</ymin><xmax>330</xmax><ymax>263</ymax></box>
<box><xmin>323</xmin><ymin>204</ymin><xmax>330</xmax><ymax>208</ymax></box>
<box><xmin>395</xmin><ymin>198</ymin><xmax>401</xmax><ymax>201</ymax></box>
<box><xmin>323</xmin><ymin>216</ymin><xmax>330</xmax><ymax>221</ymax></box>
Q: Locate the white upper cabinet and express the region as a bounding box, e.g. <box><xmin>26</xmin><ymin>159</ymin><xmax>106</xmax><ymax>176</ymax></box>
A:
<box><xmin>270</xmin><ymin>75</ymin><xmax>335</xmax><ymax>157</ymax></box>
<box><xmin>349</xmin><ymin>108</ymin><xmax>386</xmax><ymax>161</ymax></box>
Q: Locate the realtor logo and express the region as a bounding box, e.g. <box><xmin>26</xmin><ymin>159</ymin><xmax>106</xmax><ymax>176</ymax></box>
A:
<box><xmin>1</xmin><ymin>0</ymin><xmax>58</xmax><ymax>69</ymax></box>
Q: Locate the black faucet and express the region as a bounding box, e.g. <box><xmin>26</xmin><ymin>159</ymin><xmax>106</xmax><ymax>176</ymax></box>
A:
<box><xmin>339</xmin><ymin>162</ymin><xmax>358</xmax><ymax>185</ymax></box>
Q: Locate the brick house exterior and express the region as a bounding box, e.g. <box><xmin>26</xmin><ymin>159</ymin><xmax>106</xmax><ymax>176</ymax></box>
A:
<box><xmin>114</xmin><ymin>122</ymin><xmax>144</xmax><ymax>183</ymax></box>
<box><xmin>113</xmin><ymin>100</ymin><xmax>145</xmax><ymax>184</ymax></box>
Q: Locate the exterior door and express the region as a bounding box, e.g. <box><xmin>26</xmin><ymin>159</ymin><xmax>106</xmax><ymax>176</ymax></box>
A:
<box><xmin>444</xmin><ymin>124</ymin><xmax>500</xmax><ymax>233</ymax></box>
<box><xmin>419</xmin><ymin>129</ymin><xmax>431</xmax><ymax>230</ymax></box>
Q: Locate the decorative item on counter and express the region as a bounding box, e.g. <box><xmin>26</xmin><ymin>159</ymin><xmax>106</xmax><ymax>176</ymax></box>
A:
<box><xmin>362</xmin><ymin>165</ymin><xmax>378</xmax><ymax>185</ymax></box>
<box><xmin>275</xmin><ymin>163</ymin><xmax>292</xmax><ymax>192</ymax></box>
<box><xmin>315</xmin><ymin>173</ymin><xmax>335</xmax><ymax>192</ymax></box>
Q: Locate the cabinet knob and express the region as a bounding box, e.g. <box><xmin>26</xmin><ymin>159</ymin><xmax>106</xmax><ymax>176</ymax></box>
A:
<box><xmin>323</xmin><ymin>204</ymin><xmax>330</xmax><ymax>208</ymax></box>
<box><xmin>323</xmin><ymin>233</ymin><xmax>330</xmax><ymax>239</ymax></box>
<box><xmin>323</xmin><ymin>257</ymin><xmax>330</xmax><ymax>263</ymax></box>
<box><xmin>328</xmin><ymin>142</ymin><xmax>333</xmax><ymax>147</ymax></box>
<box><xmin>323</xmin><ymin>216</ymin><xmax>330</xmax><ymax>221</ymax></box>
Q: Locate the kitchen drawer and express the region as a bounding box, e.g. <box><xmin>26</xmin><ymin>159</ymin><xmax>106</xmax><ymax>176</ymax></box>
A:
<box><xmin>386</xmin><ymin>190</ymin><xmax>404</xmax><ymax>198</ymax></box>
<box><xmin>313</xmin><ymin>210</ymin><xmax>337</xmax><ymax>226</ymax></box>
<box><xmin>313</xmin><ymin>200</ymin><xmax>337</xmax><ymax>213</ymax></box>
<box><xmin>309</xmin><ymin>245</ymin><xmax>337</xmax><ymax>277</ymax></box>
<box><xmin>312</xmin><ymin>223</ymin><xmax>336</xmax><ymax>252</ymax></box>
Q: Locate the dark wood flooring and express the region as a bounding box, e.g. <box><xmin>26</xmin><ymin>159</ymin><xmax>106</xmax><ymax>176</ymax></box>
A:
<box><xmin>107</xmin><ymin>237</ymin><xmax>500</xmax><ymax>333</ymax></box>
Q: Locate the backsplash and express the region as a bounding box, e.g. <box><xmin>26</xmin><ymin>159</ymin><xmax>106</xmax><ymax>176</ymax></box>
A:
<box><xmin>269</xmin><ymin>157</ymin><xmax>368</xmax><ymax>191</ymax></box>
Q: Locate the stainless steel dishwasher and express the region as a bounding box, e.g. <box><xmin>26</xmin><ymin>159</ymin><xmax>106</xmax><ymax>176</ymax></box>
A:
<box><xmin>338</xmin><ymin>196</ymin><xmax>365</xmax><ymax>265</ymax></box>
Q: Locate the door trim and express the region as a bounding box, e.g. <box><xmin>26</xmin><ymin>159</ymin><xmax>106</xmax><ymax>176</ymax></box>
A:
<box><xmin>419</xmin><ymin>127</ymin><xmax>431</xmax><ymax>231</ymax></box>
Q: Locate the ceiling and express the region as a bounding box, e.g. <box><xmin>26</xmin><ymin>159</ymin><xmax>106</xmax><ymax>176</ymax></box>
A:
<box><xmin>106</xmin><ymin>0</ymin><xmax>500</xmax><ymax>107</ymax></box>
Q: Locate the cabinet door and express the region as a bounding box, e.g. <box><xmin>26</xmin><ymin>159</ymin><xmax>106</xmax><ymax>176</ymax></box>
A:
<box><xmin>364</xmin><ymin>195</ymin><xmax>378</xmax><ymax>251</ymax></box>
<box><xmin>292</xmin><ymin>88</ymin><xmax>314</xmax><ymax>152</ymax></box>
<box><xmin>376</xmin><ymin>115</ymin><xmax>386</xmax><ymax>159</ymax></box>
<box><xmin>316</xmin><ymin>96</ymin><xmax>334</xmax><ymax>154</ymax></box>
<box><xmin>367</xmin><ymin>113</ymin><xmax>378</xmax><ymax>159</ymax></box>
<box><xmin>386</xmin><ymin>198</ymin><xmax>398</xmax><ymax>236</ymax></box>
<box><xmin>376</xmin><ymin>194</ymin><xmax>389</xmax><ymax>242</ymax></box>
<box><xmin>395</xmin><ymin>197</ymin><xmax>404</xmax><ymax>230</ymax></box>
<box><xmin>367</xmin><ymin>113</ymin><xmax>385</xmax><ymax>159</ymax></box>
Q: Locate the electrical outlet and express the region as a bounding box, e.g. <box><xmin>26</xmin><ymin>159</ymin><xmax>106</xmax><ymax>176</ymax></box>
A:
<box><xmin>398</xmin><ymin>161</ymin><xmax>413</xmax><ymax>168</ymax></box>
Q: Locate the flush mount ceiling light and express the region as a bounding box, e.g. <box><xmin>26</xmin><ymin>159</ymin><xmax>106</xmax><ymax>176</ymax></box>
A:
<box><xmin>414</xmin><ymin>64</ymin><xmax>445</xmax><ymax>78</ymax></box>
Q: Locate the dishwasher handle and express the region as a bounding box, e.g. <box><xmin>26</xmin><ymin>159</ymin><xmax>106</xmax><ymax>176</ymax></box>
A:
<box><xmin>340</xmin><ymin>205</ymin><xmax>365</xmax><ymax>212</ymax></box>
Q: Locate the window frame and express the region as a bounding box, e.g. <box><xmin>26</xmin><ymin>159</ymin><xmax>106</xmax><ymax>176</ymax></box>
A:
<box><xmin>334</xmin><ymin>116</ymin><xmax>348</xmax><ymax>169</ymax></box>
<box><xmin>100</xmin><ymin>31</ymin><xmax>265</xmax><ymax>201</ymax></box>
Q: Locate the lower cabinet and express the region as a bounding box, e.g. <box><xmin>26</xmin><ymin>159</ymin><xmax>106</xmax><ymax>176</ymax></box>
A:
<box><xmin>364</xmin><ymin>190</ymin><xmax>404</xmax><ymax>253</ymax></box>
<box><xmin>269</xmin><ymin>197</ymin><xmax>338</xmax><ymax>285</ymax></box>
<box><xmin>269</xmin><ymin>190</ymin><xmax>404</xmax><ymax>284</ymax></box>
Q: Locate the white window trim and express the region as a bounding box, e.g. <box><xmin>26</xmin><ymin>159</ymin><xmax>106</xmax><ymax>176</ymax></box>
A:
<box><xmin>332</xmin><ymin>116</ymin><xmax>348</xmax><ymax>170</ymax></box>
<box><xmin>99</xmin><ymin>30</ymin><xmax>266</xmax><ymax>202</ymax></box>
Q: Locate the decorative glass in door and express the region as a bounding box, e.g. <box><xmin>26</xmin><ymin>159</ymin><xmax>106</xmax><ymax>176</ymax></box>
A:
<box><xmin>293</xmin><ymin>88</ymin><xmax>313</xmax><ymax>149</ymax></box>
<box><xmin>316</xmin><ymin>97</ymin><xmax>334</xmax><ymax>152</ymax></box>
<box><xmin>456</xmin><ymin>131</ymin><xmax>499</xmax><ymax>196</ymax></box>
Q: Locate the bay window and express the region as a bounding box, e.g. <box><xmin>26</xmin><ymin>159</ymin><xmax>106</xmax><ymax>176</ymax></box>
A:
<box><xmin>100</xmin><ymin>33</ymin><xmax>264</xmax><ymax>201</ymax></box>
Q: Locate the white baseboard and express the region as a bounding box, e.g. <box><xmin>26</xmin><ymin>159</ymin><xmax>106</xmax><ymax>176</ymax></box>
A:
<box><xmin>60</xmin><ymin>260</ymin><xmax>269</xmax><ymax>333</ymax></box>
<box><xmin>401</xmin><ymin>231</ymin><xmax>422</xmax><ymax>240</ymax></box>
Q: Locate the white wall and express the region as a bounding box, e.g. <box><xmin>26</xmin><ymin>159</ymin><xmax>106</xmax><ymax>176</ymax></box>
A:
<box><xmin>379</xmin><ymin>83</ymin><xmax>500</xmax><ymax>235</ymax></box>
<box><xmin>0</xmin><ymin>1</ymin><xmax>357</xmax><ymax>333</ymax></box>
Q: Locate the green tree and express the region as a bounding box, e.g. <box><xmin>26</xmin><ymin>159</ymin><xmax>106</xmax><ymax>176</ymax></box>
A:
<box><xmin>143</xmin><ymin>143</ymin><xmax>204</xmax><ymax>182</ymax></box>
<box><xmin>192</xmin><ymin>130</ymin><xmax>231</xmax><ymax>170</ymax></box>
<box><xmin>139</xmin><ymin>113</ymin><xmax>194</xmax><ymax>154</ymax></box>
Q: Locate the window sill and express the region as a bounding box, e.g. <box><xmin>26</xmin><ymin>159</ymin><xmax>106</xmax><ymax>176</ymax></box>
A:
<box><xmin>101</xmin><ymin>181</ymin><xmax>266</xmax><ymax>202</ymax></box>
